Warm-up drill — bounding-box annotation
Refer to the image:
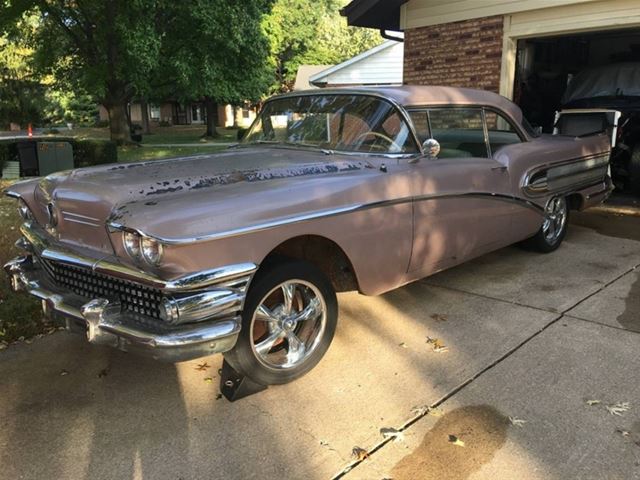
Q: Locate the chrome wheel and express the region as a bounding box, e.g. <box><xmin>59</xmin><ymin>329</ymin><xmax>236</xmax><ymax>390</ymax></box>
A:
<box><xmin>542</xmin><ymin>196</ymin><xmax>567</xmax><ymax>245</ymax></box>
<box><xmin>249</xmin><ymin>279</ymin><xmax>326</xmax><ymax>370</ymax></box>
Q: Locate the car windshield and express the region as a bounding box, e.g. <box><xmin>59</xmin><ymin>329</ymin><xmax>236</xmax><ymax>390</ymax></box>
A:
<box><xmin>243</xmin><ymin>94</ymin><xmax>418</xmax><ymax>154</ymax></box>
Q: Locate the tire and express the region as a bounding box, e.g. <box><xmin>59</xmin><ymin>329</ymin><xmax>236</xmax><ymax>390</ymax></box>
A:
<box><xmin>524</xmin><ymin>196</ymin><xmax>569</xmax><ymax>253</ymax></box>
<box><xmin>629</xmin><ymin>146</ymin><xmax>640</xmax><ymax>195</ymax></box>
<box><xmin>224</xmin><ymin>259</ymin><xmax>338</xmax><ymax>385</ymax></box>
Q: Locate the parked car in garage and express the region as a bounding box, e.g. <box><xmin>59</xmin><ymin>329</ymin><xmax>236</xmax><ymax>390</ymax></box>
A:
<box><xmin>558</xmin><ymin>62</ymin><xmax>640</xmax><ymax>192</ymax></box>
<box><xmin>4</xmin><ymin>86</ymin><xmax>612</xmax><ymax>387</ymax></box>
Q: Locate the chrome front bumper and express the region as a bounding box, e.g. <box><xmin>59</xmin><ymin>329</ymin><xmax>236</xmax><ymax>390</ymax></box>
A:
<box><xmin>5</xmin><ymin>223</ymin><xmax>257</xmax><ymax>363</ymax></box>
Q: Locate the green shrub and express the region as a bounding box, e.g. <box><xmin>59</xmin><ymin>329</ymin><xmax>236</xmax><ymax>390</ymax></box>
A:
<box><xmin>0</xmin><ymin>141</ymin><xmax>17</xmax><ymax>172</ymax></box>
<box><xmin>72</xmin><ymin>138</ymin><xmax>118</xmax><ymax>167</ymax></box>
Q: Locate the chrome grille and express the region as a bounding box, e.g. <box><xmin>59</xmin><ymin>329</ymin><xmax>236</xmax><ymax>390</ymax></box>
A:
<box><xmin>39</xmin><ymin>257</ymin><xmax>164</xmax><ymax>319</ymax></box>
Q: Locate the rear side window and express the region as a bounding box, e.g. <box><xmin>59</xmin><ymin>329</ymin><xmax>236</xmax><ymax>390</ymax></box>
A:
<box><xmin>485</xmin><ymin>110</ymin><xmax>522</xmax><ymax>153</ymax></box>
<box><xmin>408</xmin><ymin>107</ymin><xmax>523</xmax><ymax>159</ymax></box>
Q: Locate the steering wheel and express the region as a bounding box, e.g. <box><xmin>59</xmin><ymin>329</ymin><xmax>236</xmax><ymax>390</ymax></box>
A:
<box><xmin>354</xmin><ymin>131</ymin><xmax>401</xmax><ymax>152</ymax></box>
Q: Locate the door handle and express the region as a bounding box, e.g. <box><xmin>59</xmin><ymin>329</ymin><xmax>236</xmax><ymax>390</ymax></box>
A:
<box><xmin>491</xmin><ymin>165</ymin><xmax>508</xmax><ymax>172</ymax></box>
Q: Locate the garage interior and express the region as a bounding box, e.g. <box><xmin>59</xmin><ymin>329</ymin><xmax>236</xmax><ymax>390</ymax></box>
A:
<box><xmin>513</xmin><ymin>27</ymin><xmax>640</xmax><ymax>133</ymax></box>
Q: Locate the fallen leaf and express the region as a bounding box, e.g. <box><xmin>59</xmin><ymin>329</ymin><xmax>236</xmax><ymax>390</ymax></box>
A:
<box><xmin>448</xmin><ymin>434</ymin><xmax>465</xmax><ymax>447</ymax></box>
<box><xmin>606</xmin><ymin>402</ymin><xmax>631</xmax><ymax>416</ymax></box>
<box><xmin>586</xmin><ymin>399</ymin><xmax>601</xmax><ymax>406</ymax></box>
<box><xmin>195</xmin><ymin>362</ymin><xmax>211</xmax><ymax>371</ymax></box>
<box><xmin>430</xmin><ymin>313</ymin><xmax>448</xmax><ymax>322</ymax></box>
<box><xmin>60</xmin><ymin>369</ymin><xmax>69</xmax><ymax>376</ymax></box>
<box><xmin>204</xmin><ymin>377</ymin><xmax>213</xmax><ymax>383</ymax></box>
<box><xmin>97</xmin><ymin>369</ymin><xmax>109</xmax><ymax>378</ymax></box>
<box><xmin>351</xmin><ymin>446</ymin><xmax>369</xmax><ymax>461</ymax></box>
<box><xmin>426</xmin><ymin>336</ymin><xmax>449</xmax><ymax>353</ymax></box>
<box><xmin>616</xmin><ymin>429</ymin><xmax>630</xmax><ymax>437</ymax></box>
<box><xmin>398</xmin><ymin>342</ymin><xmax>408</xmax><ymax>348</ymax></box>
<box><xmin>509</xmin><ymin>416</ymin><xmax>527</xmax><ymax>428</ymax></box>
<box><xmin>380</xmin><ymin>427</ymin><xmax>405</xmax><ymax>442</ymax></box>
<box><xmin>215</xmin><ymin>393</ymin><xmax>223</xmax><ymax>400</ymax></box>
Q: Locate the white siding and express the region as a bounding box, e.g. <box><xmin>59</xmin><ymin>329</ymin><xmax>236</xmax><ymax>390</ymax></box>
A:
<box><xmin>401</xmin><ymin>0</ymin><xmax>599</xmax><ymax>29</ymax></box>
<box><xmin>507</xmin><ymin>0</ymin><xmax>640</xmax><ymax>38</ymax></box>
<box><xmin>314</xmin><ymin>41</ymin><xmax>403</xmax><ymax>87</ymax></box>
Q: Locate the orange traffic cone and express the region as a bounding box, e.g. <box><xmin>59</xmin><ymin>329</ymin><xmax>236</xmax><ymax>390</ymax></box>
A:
<box><xmin>28</xmin><ymin>123</ymin><xmax>33</xmax><ymax>138</ymax></box>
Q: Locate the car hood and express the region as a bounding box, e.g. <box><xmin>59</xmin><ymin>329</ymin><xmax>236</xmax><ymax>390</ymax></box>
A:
<box><xmin>36</xmin><ymin>147</ymin><xmax>384</xmax><ymax>249</ymax></box>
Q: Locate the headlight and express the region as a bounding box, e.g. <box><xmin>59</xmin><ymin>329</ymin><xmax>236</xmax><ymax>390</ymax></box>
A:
<box><xmin>141</xmin><ymin>236</ymin><xmax>164</xmax><ymax>265</ymax></box>
<box><xmin>17</xmin><ymin>199</ymin><xmax>33</xmax><ymax>220</ymax></box>
<box><xmin>123</xmin><ymin>231</ymin><xmax>141</xmax><ymax>258</ymax></box>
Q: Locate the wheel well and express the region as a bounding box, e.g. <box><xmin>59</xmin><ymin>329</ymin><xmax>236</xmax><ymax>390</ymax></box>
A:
<box><xmin>261</xmin><ymin>235</ymin><xmax>359</xmax><ymax>293</ymax></box>
<box><xmin>566</xmin><ymin>193</ymin><xmax>583</xmax><ymax>211</ymax></box>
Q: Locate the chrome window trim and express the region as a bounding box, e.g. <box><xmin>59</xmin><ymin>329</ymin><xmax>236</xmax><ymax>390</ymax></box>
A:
<box><xmin>245</xmin><ymin>90</ymin><xmax>425</xmax><ymax>156</ymax></box>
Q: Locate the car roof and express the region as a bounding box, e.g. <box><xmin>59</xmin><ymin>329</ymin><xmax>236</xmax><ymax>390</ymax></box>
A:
<box><xmin>274</xmin><ymin>85</ymin><xmax>524</xmax><ymax>123</ymax></box>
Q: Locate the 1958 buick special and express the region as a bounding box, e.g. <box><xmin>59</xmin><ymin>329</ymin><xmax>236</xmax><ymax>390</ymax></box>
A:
<box><xmin>4</xmin><ymin>86</ymin><xmax>612</xmax><ymax>386</ymax></box>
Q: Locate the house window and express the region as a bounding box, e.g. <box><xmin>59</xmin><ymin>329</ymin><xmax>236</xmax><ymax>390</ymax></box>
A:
<box><xmin>150</xmin><ymin>105</ymin><xmax>161</xmax><ymax>120</ymax></box>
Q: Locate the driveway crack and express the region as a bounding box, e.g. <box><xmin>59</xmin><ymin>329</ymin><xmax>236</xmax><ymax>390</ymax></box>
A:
<box><xmin>332</xmin><ymin>261</ymin><xmax>640</xmax><ymax>479</ymax></box>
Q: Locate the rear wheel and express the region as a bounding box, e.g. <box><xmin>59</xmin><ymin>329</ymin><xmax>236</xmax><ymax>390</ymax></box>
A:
<box><xmin>525</xmin><ymin>196</ymin><xmax>569</xmax><ymax>253</ymax></box>
<box><xmin>224</xmin><ymin>259</ymin><xmax>338</xmax><ymax>385</ymax></box>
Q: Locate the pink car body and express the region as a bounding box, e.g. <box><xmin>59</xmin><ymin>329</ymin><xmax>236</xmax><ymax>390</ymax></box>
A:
<box><xmin>4</xmin><ymin>86</ymin><xmax>612</xmax><ymax>363</ymax></box>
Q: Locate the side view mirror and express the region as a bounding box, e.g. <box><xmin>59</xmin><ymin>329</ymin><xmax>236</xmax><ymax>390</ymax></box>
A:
<box><xmin>237</xmin><ymin>128</ymin><xmax>248</xmax><ymax>141</ymax></box>
<box><xmin>422</xmin><ymin>138</ymin><xmax>440</xmax><ymax>159</ymax></box>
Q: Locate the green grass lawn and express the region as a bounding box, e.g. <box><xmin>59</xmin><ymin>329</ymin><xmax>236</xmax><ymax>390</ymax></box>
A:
<box><xmin>66</xmin><ymin>125</ymin><xmax>239</xmax><ymax>144</ymax></box>
<box><xmin>117</xmin><ymin>145</ymin><xmax>227</xmax><ymax>163</ymax></box>
<box><xmin>0</xmin><ymin>182</ymin><xmax>54</xmax><ymax>349</ymax></box>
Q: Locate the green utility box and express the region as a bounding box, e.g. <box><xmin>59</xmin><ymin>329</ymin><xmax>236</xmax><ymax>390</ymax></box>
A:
<box><xmin>37</xmin><ymin>141</ymin><xmax>74</xmax><ymax>176</ymax></box>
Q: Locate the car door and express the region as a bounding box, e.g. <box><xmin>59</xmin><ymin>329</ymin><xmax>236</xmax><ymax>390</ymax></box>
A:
<box><xmin>406</xmin><ymin>107</ymin><xmax>517</xmax><ymax>275</ymax></box>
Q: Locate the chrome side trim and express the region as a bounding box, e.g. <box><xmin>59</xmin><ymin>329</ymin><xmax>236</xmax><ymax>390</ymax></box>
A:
<box><xmin>110</xmin><ymin>191</ymin><xmax>547</xmax><ymax>246</ymax></box>
<box><xmin>522</xmin><ymin>152</ymin><xmax>610</xmax><ymax>197</ymax></box>
<box><xmin>19</xmin><ymin>221</ymin><xmax>257</xmax><ymax>292</ymax></box>
<box><xmin>62</xmin><ymin>211</ymin><xmax>102</xmax><ymax>227</ymax></box>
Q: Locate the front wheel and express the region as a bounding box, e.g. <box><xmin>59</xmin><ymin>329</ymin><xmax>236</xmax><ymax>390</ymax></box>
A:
<box><xmin>224</xmin><ymin>259</ymin><xmax>338</xmax><ymax>385</ymax></box>
<box><xmin>524</xmin><ymin>196</ymin><xmax>569</xmax><ymax>253</ymax></box>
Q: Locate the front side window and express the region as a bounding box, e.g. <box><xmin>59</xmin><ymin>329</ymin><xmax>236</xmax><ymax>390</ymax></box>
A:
<box><xmin>244</xmin><ymin>94</ymin><xmax>418</xmax><ymax>154</ymax></box>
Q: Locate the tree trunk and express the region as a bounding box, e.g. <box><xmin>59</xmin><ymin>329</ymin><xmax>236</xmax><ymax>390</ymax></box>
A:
<box><xmin>140</xmin><ymin>98</ymin><xmax>151</xmax><ymax>134</ymax></box>
<box><xmin>106</xmin><ymin>101</ymin><xmax>130</xmax><ymax>144</ymax></box>
<box><xmin>233</xmin><ymin>105</ymin><xmax>240</xmax><ymax>129</ymax></box>
<box><xmin>204</xmin><ymin>96</ymin><xmax>219</xmax><ymax>138</ymax></box>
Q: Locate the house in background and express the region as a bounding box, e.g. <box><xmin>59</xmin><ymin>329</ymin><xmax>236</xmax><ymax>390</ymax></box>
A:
<box><xmin>98</xmin><ymin>101</ymin><xmax>256</xmax><ymax>128</ymax></box>
<box><xmin>309</xmin><ymin>39</ymin><xmax>403</xmax><ymax>88</ymax></box>
<box><xmin>341</xmin><ymin>0</ymin><xmax>640</xmax><ymax>132</ymax></box>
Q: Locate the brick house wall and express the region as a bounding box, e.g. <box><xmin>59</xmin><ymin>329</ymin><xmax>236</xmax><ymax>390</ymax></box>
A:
<box><xmin>403</xmin><ymin>15</ymin><xmax>504</xmax><ymax>92</ymax></box>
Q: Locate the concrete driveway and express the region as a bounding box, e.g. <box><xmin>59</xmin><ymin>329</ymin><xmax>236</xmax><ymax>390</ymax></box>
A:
<box><xmin>1</xmin><ymin>214</ymin><xmax>639</xmax><ymax>480</ymax></box>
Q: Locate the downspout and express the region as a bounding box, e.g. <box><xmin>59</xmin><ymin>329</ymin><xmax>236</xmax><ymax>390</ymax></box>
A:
<box><xmin>380</xmin><ymin>29</ymin><xmax>404</xmax><ymax>42</ymax></box>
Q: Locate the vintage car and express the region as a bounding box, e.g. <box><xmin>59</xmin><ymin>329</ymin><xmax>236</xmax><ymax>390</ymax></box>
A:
<box><xmin>4</xmin><ymin>86</ymin><xmax>612</xmax><ymax>386</ymax></box>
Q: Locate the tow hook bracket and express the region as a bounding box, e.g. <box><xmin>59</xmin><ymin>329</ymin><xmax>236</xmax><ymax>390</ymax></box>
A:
<box><xmin>220</xmin><ymin>360</ymin><xmax>267</xmax><ymax>402</ymax></box>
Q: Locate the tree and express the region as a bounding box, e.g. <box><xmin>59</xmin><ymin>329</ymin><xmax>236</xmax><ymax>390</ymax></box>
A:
<box><xmin>154</xmin><ymin>0</ymin><xmax>273</xmax><ymax>137</ymax></box>
<box><xmin>264</xmin><ymin>0</ymin><xmax>382</xmax><ymax>93</ymax></box>
<box><xmin>1</xmin><ymin>0</ymin><xmax>161</xmax><ymax>143</ymax></box>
